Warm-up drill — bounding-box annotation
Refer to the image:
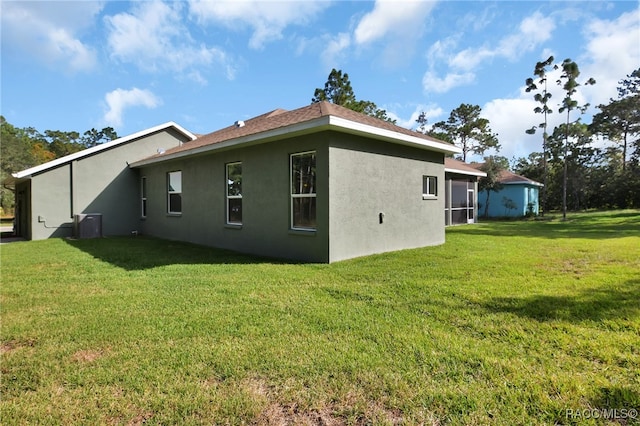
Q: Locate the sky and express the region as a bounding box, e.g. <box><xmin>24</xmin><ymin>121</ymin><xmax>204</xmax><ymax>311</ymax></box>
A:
<box><xmin>2</xmin><ymin>0</ymin><xmax>639</xmax><ymax>163</ymax></box>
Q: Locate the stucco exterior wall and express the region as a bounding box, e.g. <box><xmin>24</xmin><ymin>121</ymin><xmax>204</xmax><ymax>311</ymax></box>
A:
<box><xmin>30</xmin><ymin>164</ymin><xmax>73</xmax><ymax>239</ymax></box>
<box><xmin>328</xmin><ymin>134</ymin><xmax>445</xmax><ymax>262</ymax></box>
<box><xmin>138</xmin><ymin>134</ymin><xmax>330</xmax><ymax>262</ymax></box>
<box><xmin>26</xmin><ymin>129</ymin><xmax>189</xmax><ymax>240</ymax></box>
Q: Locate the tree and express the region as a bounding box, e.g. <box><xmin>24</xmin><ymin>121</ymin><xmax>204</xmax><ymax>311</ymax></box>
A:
<box><xmin>81</xmin><ymin>127</ymin><xmax>118</xmax><ymax>147</ymax></box>
<box><xmin>478</xmin><ymin>156</ymin><xmax>505</xmax><ymax>218</ymax></box>
<box><xmin>547</xmin><ymin>122</ymin><xmax>598</xmax><ymax>211</ymax></box>
<box><xmin>590</xmin><ymin>68</ymin><xmax>640</xmax><ymax>170</ymax></box>
<box><xmin>43</xmin><ymin>130</ymin><xmax>83</xmax><ymax>158</ymax></box>
<box><xmin>431</xmin><ymin>104</ymin><xmax>500</xmax><ymax>162</ymax></box>
<box><xmin>525</xmin><ymin>55</ymin><xmax>556</xmax><ymax>216</ymax></box>
<box><xmin>312</xmin><ymin>68</ymin><xmax>396</xmax><ymax>123</ymax></box>
<box><xmin>513</xmin><ymin>152</ymin><xmax>545</xmax><ymax>185</ymax></box>
<box><xmin>415</xmin><ymin>111</ymin><xmax>428</xmax><ymax>134</ymax></box>
<box><xmin>556</xmin><ymin>58</ymin><xmax>595</xmax><ymax>219</ymax></box>
<box><xmin>0</xmin><ymin>118</ymin><xmax>39</xmax><ymax>214</ymax></box>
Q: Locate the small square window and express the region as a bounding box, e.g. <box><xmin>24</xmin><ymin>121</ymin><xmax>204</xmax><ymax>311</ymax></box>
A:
<box><xmin>423</xmin><ymin>175</ymin><xmax>437</xmax><ymax>198</ymax></box>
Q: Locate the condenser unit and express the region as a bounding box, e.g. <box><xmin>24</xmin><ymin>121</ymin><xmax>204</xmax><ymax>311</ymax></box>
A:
<box><xmin>74</xmin><ymin>214</ymin><xmax>103</xmax><ymax>239</ymax></box>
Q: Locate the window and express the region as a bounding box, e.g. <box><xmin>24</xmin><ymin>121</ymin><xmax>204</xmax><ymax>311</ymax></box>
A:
<box><xmin>291</xmin><ymin>151</ymin><xmax>316</xmax><ymax>230</ymax></box>
<box><xmin>226</xmin><ymin>162</ymin><xmax>242</xmax><ymax>224</ymax></box>
<box><xmin>423</xmin><ymin>175</ymin><xmax>437</xmax><ymax>198</ymax></box>
<box><xmin>141</xmin><ymin>177</ymin><xmax>147</xmax><ymax>218</ymax></box>
<box><xmin>167</xmin><ymin>171</ymin><xmax>182</xmax><ymax>214</ymax></box>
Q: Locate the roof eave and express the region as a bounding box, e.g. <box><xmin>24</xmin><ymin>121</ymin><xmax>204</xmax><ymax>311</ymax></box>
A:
<box><xmin>444</xmin><ymin>167</ymin><xmax>487</xmax><ymax>177</ymax></box>
<box><xmin>11</xmin><ymin>122</ymin><xmax>196</xmax><ymax>180</ymax></box>
<box><xmin>502</xmin><ymin>181</ymin><xmax>544</xmax><ymax>186</ymax></box>
<box><xmin>130</xmin><ymin>116</ymin><xmax>333</xmax><ymax>168</ymax></box>
<box><xmin>327</xmin><ymin>116</ymin><xmax>460</xmax><ymax>155</ymax></box>
<box><xmin>130</xmin><ymin>115</ymin><xmax>461</xmax><ymax>168</ymax></box>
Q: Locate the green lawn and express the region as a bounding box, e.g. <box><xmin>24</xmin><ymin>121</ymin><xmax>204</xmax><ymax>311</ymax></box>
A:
<box><xmin>2</xmin><ymin>210</ymin><xmax>639</xmax><ymax>425</ymax></box>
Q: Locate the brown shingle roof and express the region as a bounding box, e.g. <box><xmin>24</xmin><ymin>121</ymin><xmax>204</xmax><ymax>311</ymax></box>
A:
<box><xmin>444</xmin><ymin>158</ymin><xmax>487</xmax><ymax>177</ymax></box>
<box><xmin>468</xmin><ymin>163</ymin><xmax>542</xmax><ymax>185</ymax></box>
<box><xmin>132</xmin><ymin>101</ymin><xmax>456</xmax><ymax>165</ymax></box>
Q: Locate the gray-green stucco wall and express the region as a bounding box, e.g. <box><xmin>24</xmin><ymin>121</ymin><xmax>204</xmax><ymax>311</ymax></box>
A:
<box><xmin>138</xmin><ymin>134</ymin><xmax>330</xmax><ymax>262</ymax></box>
<box><xmin>27</xmin><ymin>129</ymin><xmax>188</xmax><ymax>240</ymax></box>
<box><xmin>327</xmin><ymin>134</ymin><xmax>445</xmax><ymax>262</ymax></box>
<box><xmin>138</xmin><ymin>130</ymin><xmax>446</xmax><ymax>263</ymax></box>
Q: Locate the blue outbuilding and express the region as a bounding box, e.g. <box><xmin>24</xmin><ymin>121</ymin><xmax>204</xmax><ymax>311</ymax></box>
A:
<box><xmin>472</xmin><ymin>165</ymin><xmax>543</xmax><ymax>218</ymax></box>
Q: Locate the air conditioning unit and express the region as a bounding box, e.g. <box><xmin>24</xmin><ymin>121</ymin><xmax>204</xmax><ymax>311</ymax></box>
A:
<box><xmin>74</xmin><ymin>214</ymin><xmax>103</xmax><ymax>239</ymax></box>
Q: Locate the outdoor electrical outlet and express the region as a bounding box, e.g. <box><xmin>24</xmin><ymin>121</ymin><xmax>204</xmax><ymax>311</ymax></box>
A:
<box><xmin>38</xmin><ymin>216</ymin><xmax>45</xmax><ymax>223</ymax></box>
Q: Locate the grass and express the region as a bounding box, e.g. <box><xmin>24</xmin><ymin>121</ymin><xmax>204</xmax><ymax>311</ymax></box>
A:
<box><xmin>1</xmin><ymin>210</ymin><xmax>639</xmax><ymax>425</ymax></box>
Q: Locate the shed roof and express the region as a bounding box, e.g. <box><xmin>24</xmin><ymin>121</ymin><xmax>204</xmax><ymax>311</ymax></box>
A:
<box><xmin>444</xmin><ymin>158</ymin><xmax>487</xmax><ymax>177</ymax></box>
<box><xmin>129</xmin><ymin>101</ymin><xmax>461</xmax><ymax>167</ymax></box>
<box><xmin>468</xmin><ymin>163</ymin><xmax>543</xmax><ymax>186</ymax></box>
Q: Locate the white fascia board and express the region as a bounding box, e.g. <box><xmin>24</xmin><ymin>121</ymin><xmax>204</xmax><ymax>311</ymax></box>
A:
<box><xmin>130</xmin><ymin>116</ymin><xmax>460</xmax><ymax>168</ymax></box>
<box><xmin>12</xmin><ymin>122</ymin><xmax>196</xmax><ymax>179</ymax></box>
<box><xmin>129</xmin><ymin>117</ymin><xmax>333</xmax><ymax>168</ymax></box>
<box><xmin>502</xmin><ymin>181</ymin><xmax>544</xmax><ymax>187</ymax></box>
<box><xmin>327</xmin><ymin>116</ymin><xmax>461</xmax><ymax>155</ymax></box>
<box><xmin>444</xmin><ymin>167</ymin><xmax>487</xmax><ymax>177</ymax></box>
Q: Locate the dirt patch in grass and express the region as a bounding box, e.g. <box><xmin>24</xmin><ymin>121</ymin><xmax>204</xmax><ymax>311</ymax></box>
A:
<box><xmin>71</xmin><ymin>347</ymin><xmax>109</xmax><ymax>363</ymax></box>
<box><xmin>244</xmin><ymin>377</ymin><xmax>406</xmax><ymax>426</ymax></box>
<box><xmin>1</xmin><ymin>338</ymin><xmax>36</xmax><ymax>354</ymax></box>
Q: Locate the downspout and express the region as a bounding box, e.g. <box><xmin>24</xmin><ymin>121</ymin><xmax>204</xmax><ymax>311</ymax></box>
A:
<box><xmin>70</xmin><ymin>161</ymin><xmax>75</xmax><ymax>219</ymax></box>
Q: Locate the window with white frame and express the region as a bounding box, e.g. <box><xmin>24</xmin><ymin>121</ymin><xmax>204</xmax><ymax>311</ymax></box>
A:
<box><xmin>167</xmin><ymin>171</ymin><xmax>182</xmax><ymax>214</ymax></box>
<box><xmin>226</xmin><ymin>162</ymin><xmax>242</xmax><ymax>224</ymax></box>
<box><xmin>141</xmin><ymin>176</ymin><xmax>147</xmax><ymax>218</ymax></box>
<box><xmin>423</xmin><ymin>175</ymin><xmax>437</xmax><ymax>199</ymax></box>
<box><xmin>290</xmin><ymin>151</ymin><xmax>316</xmax><ymax>230</ymax></box>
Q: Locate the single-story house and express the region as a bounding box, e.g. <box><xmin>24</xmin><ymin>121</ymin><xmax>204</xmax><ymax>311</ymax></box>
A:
<box><xmin>470</xmin><ymin>164</ymin><xmax>543</xmax><ymax>218</ymax></box>
<box><xmin>6</xmin><ymin>101</ymin><xmax>487</xmax><ymax>262</ymax></box>
<box><xmin>6</xmin><ymin>122</ymin><xmax>196</xmax><ymax>240</ymax></box>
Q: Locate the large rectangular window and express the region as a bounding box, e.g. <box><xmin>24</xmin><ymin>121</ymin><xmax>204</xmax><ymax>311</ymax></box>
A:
<box><xmin>291</xmin><ymin>151</ymin><xmax>316</xmax><ymax>230</ymax></box>
<box><xmin>423</xmin><ymin>175</ymin><xmax>437</xmax><ymax>198</ymax></box>
<box><xmin>141</xmin><ymin>176</ymin><xmax>147</xmax><ymax>218</ymax></box>
<box><xmin>226</xmin><ymin>162</ymin><xmax>242</xmax><ymax>225</ymax></box>
<box><xmin>167</xmin><ymin>171</ymin><xmax>182</xmax><ymax>214</ymax></box>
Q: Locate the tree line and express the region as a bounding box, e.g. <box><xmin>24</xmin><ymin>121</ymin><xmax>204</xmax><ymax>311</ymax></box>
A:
<box><xmin>2</xmin><ymin>63</ymin><xmax>638</xmax><ymax>216</ymax></box>
<box><xmin>0</xmin><ymin>118</ymin><xmax>118</xmax><ymax>215</ymax></box>
<box><xmin>313</xmin><ymin>65</ymin><xmax>639</xmax><ymax>214</ymax></box>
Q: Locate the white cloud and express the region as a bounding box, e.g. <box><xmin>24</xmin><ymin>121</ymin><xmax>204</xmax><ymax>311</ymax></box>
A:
<box><xmin>105</xmin><ymin>2</ymin><xmax>235</xmax><ymax>82</ymax></box>
<box><xmin>104</xmin><ymin>88</ymin><xmax>162</xmax><ymax>128</ymax></box>
<box><xmin>352</xmin><ymin>0</ymin><xmax>437</xmax><ymax>66</ymax></box>
<box><xmin>422</xmin><ymin>70</ymin><xmax>475</xmax><ymax>94</ymax></box>
<box><xmin>389</xmin><ymin>103</ymin><xmax>444</xmax><ymax>130</ymax></box>
<box><xmin>581</xmin><ymin>9</ymin><xmax>640</xmax><ymax>107</ymax></box>
<box><xmin>424</xmin><ymin>11</ymin><xmax>555</xmax><ymax>94</ymax></box>
<box><xmin>353</xmin><ymin>0</ymin><xmax>436</xmax><ymax>45</ymax></box>
<box><xmin>320</xmin><ymin>33</ymin><xmax>352</xmax><ymax>67</ymax></box>
<box><xmin>1</xmin><ymin>2</ymin><xmax>101</xmax><ymax>72</ymax></box>
<box><xmin>450</xmin><ymin>12</ymin><xmax>555</xmax><ymax>71</ymax></box>
<box><xmin>481</xmin><ymin>97</ymin><xmax>544</xmax><ymax>161</ymax></box>
<box><xmin>188</xmin><ymin>0</ymin><xmax>331</xmax><ymax>49</ymax></box>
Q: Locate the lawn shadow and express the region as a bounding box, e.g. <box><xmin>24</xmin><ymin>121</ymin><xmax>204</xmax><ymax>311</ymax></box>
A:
<box><xmin>483</xmin><ymin>279</ymin><xmax>640</xmax><ymax>323</ymax></box>
<box><xmin>452</xmin><ymin>210</ymin><xmax>640</xmax><ymax>240</ymax></box>
<box><xmin>590</xmin><ymin>386</ymin><xmax>640</xmax><ymax>410</ymax></box>
<box><xmin>63</xmin><ymin>236</ymin><xmax>295</xmax><ymax>271</ymax></box>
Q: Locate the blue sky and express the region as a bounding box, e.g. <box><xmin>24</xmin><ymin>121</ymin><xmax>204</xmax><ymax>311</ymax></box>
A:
<box><xmin>2</xmin><ymin>1</ymin><xmax>639</xmax><ymax>162</ymax></box>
